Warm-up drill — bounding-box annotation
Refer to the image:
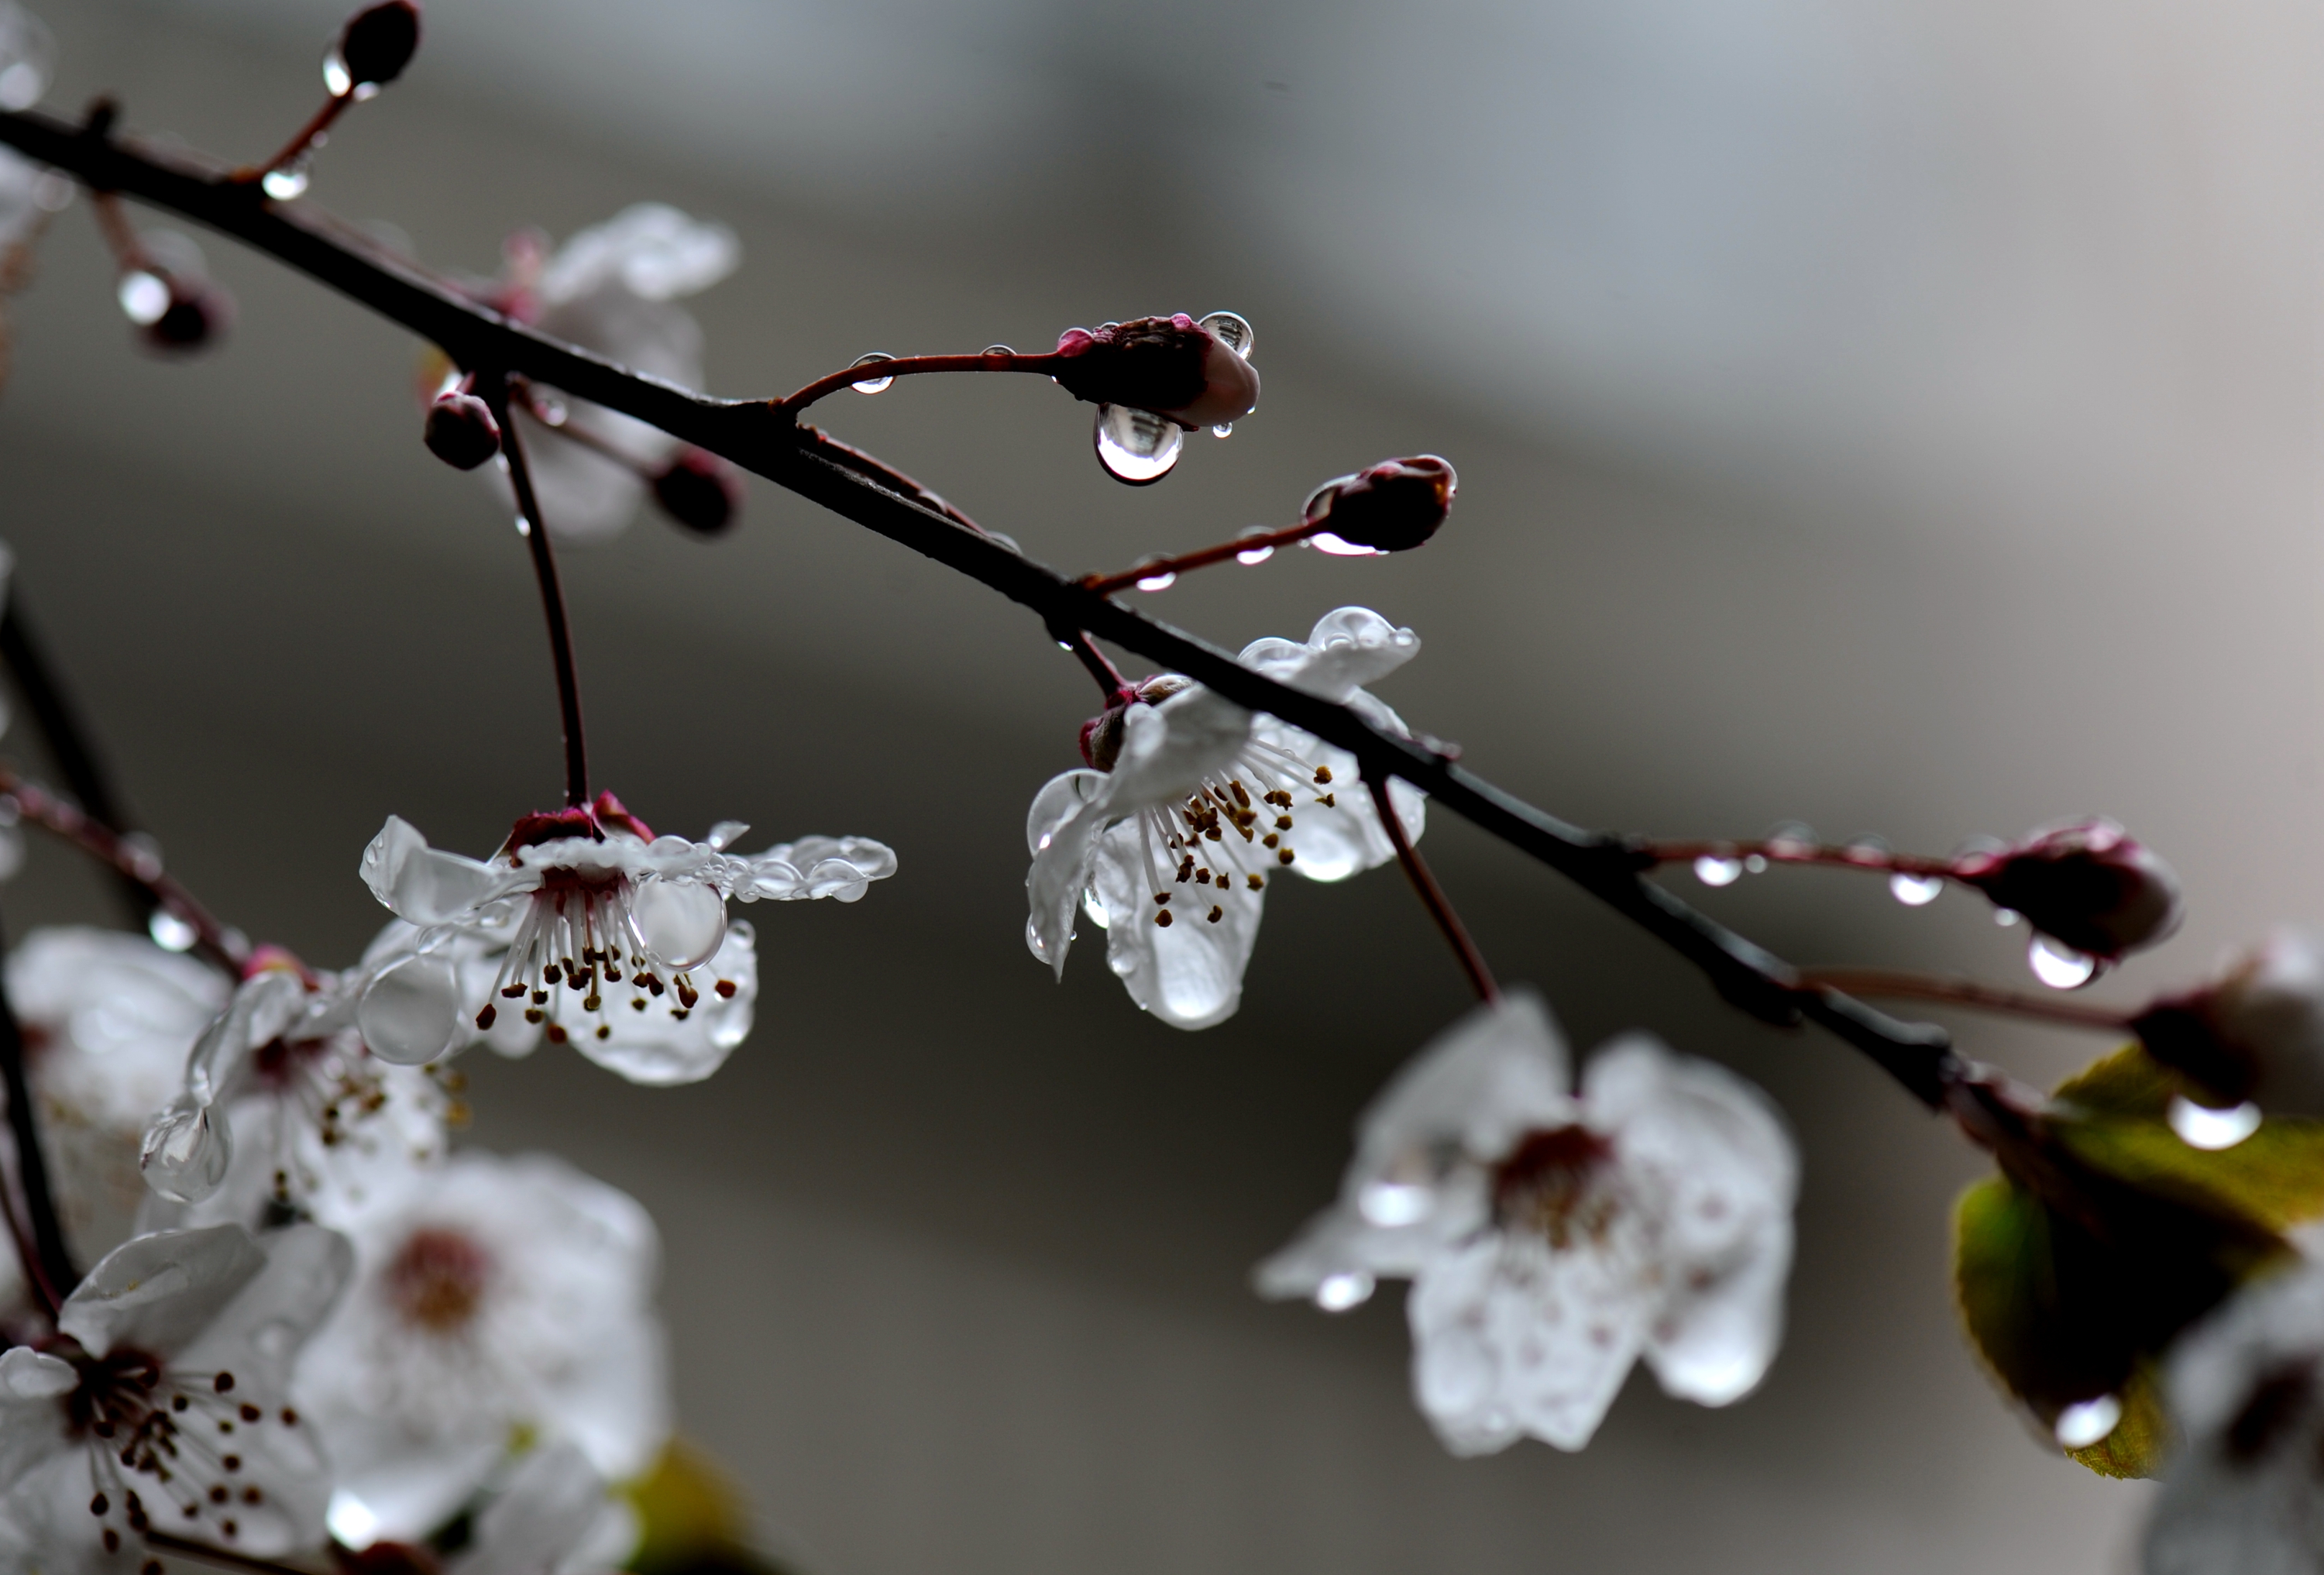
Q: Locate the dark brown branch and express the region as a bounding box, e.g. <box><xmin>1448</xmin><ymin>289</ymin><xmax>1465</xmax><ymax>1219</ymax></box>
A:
<box><xmin>0</xmin><ymin>906</ymin><xmax>74</xmax><ymax>1313</ymax></box>
<box><xmin>0</xmin><ymin>106</ymin><xmax>1963</xmax><ymax>1109</ymax></box>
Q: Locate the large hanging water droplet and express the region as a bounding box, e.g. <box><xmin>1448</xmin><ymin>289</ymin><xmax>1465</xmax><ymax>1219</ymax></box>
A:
<box><xmin>1212</xmin><ymin>423</ymin><xmax>1233</xmax><ymax>438</ymax></box>
<box><xmin>1198</xmin><ymin>311</ymin><xmax>1255</xmax><ymax>359</ymax></box>
<box><xmin>1889</xmin><ymin>872</ymin><xmax>1944</xmax><ymax>906</ymax></box>
<box><xmin>849</xmin><ymin>352</ymin><xmax>896</xmax><ymax>394</ymax></box>
<box><xmin>631</xmin><ymin>878</ymin><xmax>728</xmax><ymax>971</ymax></box>
<box><xmin>1315</xmin><ymin>1272</ymin><xmax>1374</xmax><ymax>1312</ymax></box>
<box><xmin>2053</xmin><ymin>1395</ymin><xmax>2122</xmax><ymax>1449</ymax></box>
<box><xmin>1694</xmin><ymin>855</ymin><xmax>1743</xmax><ymax>887</ymax></box>
<box><xmin>359</xmin><ymin>953</ymin><xmax>462</xmax><ymax>1065</ymax></box>
<box><xmin>261</xmin><ymin>160</ymin><xmax>311</xmax><ymax>201</ymax></box>
<box><xmin>1093</xmin><ymin>405</ymin><xmax>1182</xmax><ymax>484</ymax></box>
<box><xmin>2027</xmin><ymin>934</ymin><xmax>2099</xmax><ymax>989</ymax></box>
<box><xmin>117</xmin><ymin>271</ymin><xmax>170</xmax><ymax>326</ymax></box>
<box><xmin>323</xmin><ymin>49</ymin><xmax>355</xmax><ymax>97</ymax></box>
<box><xmin>149</xmin><ymin>909</ymin><xmax>198</xmax><ymax>952</ymax></box>
<box><xmin>141</xmin><ymin>1095</ymin><xmax>232</xmax><ymax>1203</ymax></box>
<box><xmin>2168</xmin><ymin>1095</ymin><xmax>2263</xmax><ymax>1151</ymax></box>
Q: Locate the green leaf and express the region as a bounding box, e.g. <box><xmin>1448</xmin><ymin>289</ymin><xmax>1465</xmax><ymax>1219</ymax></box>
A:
<box><xmin>2065</xmin><ymin>1365</ymin><xmax>2171</xmax><ymax>1479</ymax></box>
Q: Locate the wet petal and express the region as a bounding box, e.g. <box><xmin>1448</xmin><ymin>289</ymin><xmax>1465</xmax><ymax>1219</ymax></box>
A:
<box><xmin>362</xmin><ymin>817</ymin><xmax>511</xmax><ymax>925</ymax></box>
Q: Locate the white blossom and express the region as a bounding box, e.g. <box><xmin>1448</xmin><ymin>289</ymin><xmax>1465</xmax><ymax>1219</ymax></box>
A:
<box><xmin>1026</xmin><ymin>607</ymin><xmax>1426</xmax><ymax>1029</ymax></box>
<box><xmin>2145</xmin><ymin>1260</ymin><xmax>2324</xmax><ymax>1574</ymax></box>
<box><xmin>2142</xmin><ymin>927</ymin><xmax>2324</xmax><ymax>1118</ymax></box>
<box><xmin>0</xmin><ymin>1223</ymin><xmax>351</xmax><ymax>1574</ymax></box>
<box><xmin>295</xmin><ymin>1150</ymin><xmax>669</xmax><ymax>1549</ymax></box>
<box><xmin>356</xmin><ymin>793</ymin><xmax>891</xmax><ymax>1085</ymax></box>
<box><xmin>1256</xmin><ymin>991</ymin><xmax>1797</xmax><ymax>1454</ymax></box>
<box><xmin>486</xmin><ymin>204</ymin><xmax>739</xmax><ymax>542</ymax></box>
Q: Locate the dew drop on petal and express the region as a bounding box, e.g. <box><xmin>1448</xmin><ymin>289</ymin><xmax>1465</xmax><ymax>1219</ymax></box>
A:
<box><xmin>2168</xmin><ymin>1095</ymin><xmax>2263</xmax><ymax>1151</ymax></box>
<box><xmin>149</xmin><ymin>910</ymin><xmax>198</xmax><ymax>953</ymax></box>
<box><xmin>1889</xmin><ymin>872</ymin><xmax>1944</xmax><ymax>906</ymax></box>
<box><xmin>141</xmin><ymin>1096</ymin><xmax>232</xmax><ymax>1204</ymax></box>
<box><xmin>326</xmin><ymin>1493</ymin><xmax>380</xmax><ymax>1551</ymax></box>
<box><xmin>260</xmin><ymin>163</ymin><xmax>310</xmax><ymax>201</ymax></box>
<box><xmin>2027</xmin><ymin>934</ymin><xmax>2098</xmax><ymax>990</ymax></box>
<box><xmin>1315</xmin><ymin>1272</ymin><xmax>1374</xmax><ymax>1312</ymax></box>
<box><xmin>1093</xmin><ymin>405</ymin><xmax>1182</xmax><ymax>484</ymax></box>
<box><xmin>118</xmin><ymin>271</ymin><xmax>170</xmax><ymax>326</ymax></box>
<box><xmin>1993</xmin><ymin>907</ymin><xmax>2022</xmax><ymax>927</ymax></box>
<box><xmin>849</xmin><ymin>352</ymin><xmax>896</xmax><ymax>394</ymax></box>
<box><xmin>1082</xmin><ymin>891</ymin><xmax>1111</xmax><ymax>930</ymax></box>
<box><xmin>1358</xmin><ymin>1178</ymin><xmax>1433</xmax><ymax>1227</ymax></box>
<box><xmin>1693</xmin><ymin>855</ymin><xmax>1742</xmax><ymax>887</ymax></box>
<box><xmin>632</xmin><ymin>879</ymin><xmax>728</xmax><ymax>971</ymax></box>
<box><xmin>2054</xmin><ymin>1395</ymin><xmax>2122</xmax><ymax>1449</ymax></box>
<box><xmin>358</xmin><ymin>954</ymin><xmax>462</xmax><ymax>1066</ymax></box>
<box><xmin>1198</xmin><ymin>311</ymin><xmax>1254</xmax><ymax>359</ymax></box>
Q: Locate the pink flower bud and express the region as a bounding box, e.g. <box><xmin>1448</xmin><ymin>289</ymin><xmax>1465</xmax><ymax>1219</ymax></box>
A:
<box><xmin>2134</xmin><ymin>930</ymin><xmax>2324</xmax><ymax>1115</ymax></box>
<box><xmin>649</xmin><ymin>448</ymin><xmax>743</xmax><ymax>536</ymax></box>
<box><xmin>1078</xmin><ymin>676</ymin><xmax>1191</xmax><ymax>771</ymax></box>
<box><xmin>1953</xmin><ymin>817</ymin><xmax>2182</xmax><ymax>960</ymax></box>
<box><xmin>422</xmin><ymin>389</ymin><xmax>500</xmax><ymax>470</ymax></box>
<box><xmin>1050</xmin><ymin>315</ymin><xmax>1260</xmax><ymax>431</ymax></box>
<box><xmin>137</xmin><ymin>279</ymin><xmax>232</xmax><ymax>355</ymax></box>
<box><xmin>336</xmin><ymin>1</ymin><xmax>421</xmax><ymax>91</ymax></box>
<box><xmin>1301</xmin><ymin>456</ymin><xmax>1458</xmax><ymax>553</ymax></box>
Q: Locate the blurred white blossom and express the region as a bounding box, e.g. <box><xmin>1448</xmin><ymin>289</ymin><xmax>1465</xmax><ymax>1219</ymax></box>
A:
<box><xmin>1257</xmin><ymin>991</ymin><xmax>1796</xmax><ymax>1453</ymax></box>
<box><xmin>1026</xmin><ymin>607</ymin><xmax>1425</xmax><ymax>1030</ymax></box>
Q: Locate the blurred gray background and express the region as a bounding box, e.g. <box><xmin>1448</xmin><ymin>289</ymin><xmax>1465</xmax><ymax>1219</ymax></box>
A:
<box><xmin>7</xmin><ymin>0</ymin><xmax>2321</xmax><ymax>1569</ymax></box>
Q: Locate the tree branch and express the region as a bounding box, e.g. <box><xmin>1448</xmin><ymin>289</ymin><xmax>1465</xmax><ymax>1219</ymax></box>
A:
<box><xmin>0</xmin><ymin>105</ymin><xmax>1963</xmax><ymax>1108</ymax></box>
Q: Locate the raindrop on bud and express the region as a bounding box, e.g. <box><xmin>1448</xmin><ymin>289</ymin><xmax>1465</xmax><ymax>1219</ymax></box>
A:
<box><xmin>358</xmin><ymin>952</ymin><xmax>461</xmax><ymax>1065</ymax></box>
<box><xmin>1955</xmin><ymin>817</ymin><xmax>2182</xmax><ymax>960</ymax></box>
<box><xmin>117</xmin><ymin>271</ymin><xmax>169</xmax><ymax>326</ymax></box>
<box><xmin>1093</xmin><ymin>404</ymin><xmax>1183</xmax><ymax>485</ymax></box>
<box><xmin>2027</xmin><ymin>934</ymin><xmax>2099</xmax><ymax>990</ymax></box>
<box><xmin>1212</xmin><ymin>423</ymin><xmax>1233</xmax><ymax>438</ymax></box>
<box><xmin>1889</xmin><ymin>872</ymin><xmax>1943</xmax><ymax>906</ymax></box>
<box><xmin>2167</xmin><ymin>1095</ymin><xmax>2262</xmax><ymax>1151</ymax></box>
<box><xmin>849</xmin><ymin>352</ymin><xmax>896</xmax><ymax>394</ymax></box>
<box><xmin>424</xmin><ymin>390</ymin><xmax>500</xmax><ymax>470</ymax></box>
<box><xmin>1299</xmin><ymin>456</ymin><xmax>1457</xmax><ymax>553</ymax></box>
<box><xmin>1197</xmin><ymin>311</ymin><xmax>1254</xmax><ymax>359</ymax></box>
<box><xmin>333</xmin><ymin>1</ymin><xmax>421</xmax><ymax>94</ymax></box>
<box><xmin>1694</xmin><ymin>855</ymin><xmax>1743</xmax><ymax>887</ymax></box>
<box><xmin>631</xmin><ymin>879</ymin><xmax>727</xmax><ymax>971</ymax></box>
<box><xmin>141</xmin><ymin>1096</ymin><xmax>232</xmax><ymax>1203</ymax></box>
<box><xmin>650</xmin><ymin>449</ymin><xmax>742</xmax><ymax>536</ymax></box>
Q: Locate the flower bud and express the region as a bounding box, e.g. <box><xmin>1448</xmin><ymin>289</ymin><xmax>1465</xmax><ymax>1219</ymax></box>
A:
<box><xmin>423</xmin><ymin>389</ymin><xmax>500</xmax><ymax>469</ymax></box>
<box><xmin>136</xmin><ymin>278</ymin><xmax>231</xmax><ymax>355</ymax></box>
<box><xmin>1301</xmin><ymin>456</ymin><xmax>1458</xmax><ymax>553</ymax></box>
<box><xmin>2133</xmin><ymin>930</ymin><xmax>2324</xmax><ymax>1116</ymax></box>
<box><xmin>1952</xmin><ymin>817</ymin><xmax>2182</xmax><ymax>960</ymax></box>
<box><xmin>650</xmin><ymin>447</ymin><xmax>742</xmax><ymax>536</ymax></box>
<box><xmin>335</xmin><ymin>0</ymin><xmax>421</xmax><ymax>92</ymax></box>
<box><xmin>1050</xmin><ymin>314</ymin><xmax>1260</xmax><ymax>431</ymax></box>
<box><xmin>1078</xmin><ymin>675</ymin><xmax>1191</xmax><ymax>772</ymax></box>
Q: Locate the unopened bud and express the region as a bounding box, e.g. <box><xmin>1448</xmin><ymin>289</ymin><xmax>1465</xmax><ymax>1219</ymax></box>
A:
<box><xmin>1301</xmin><ymin>456</ymin><xmax>1457</xmax><ymax>553</ymax></box>
<box><xmin>1078</xmin><ymin>675</ymin><xmax>1191</xmax><ymax>772</ymax></box>
<box><xmin>2133</xmin><ymin>930</ymin><xmax>2324</xmax><ymax>1115</ymax></box>
<box><xmin>1050</xmin><ymin>314</ymin><xmax>1260</xmax><ymax>431</ymax></box>
<box><xmin>1953</xmin><ymin>817</ymin><xmax>2182</xmax><ymax>960</ymax></box>
<box><xmin>423</xmin><ymin>390</ymin><xmax>500</xmax><ymax>470</ymax></box>
<box><xmin>334</xmin><ymin>1</ymin><xmax>421</xmax><ymax>93</ymax></box>
<box><xmin>136</xmin><ymin>280</ymin><xmax>231</xmax><ymax>354</ymax></box>
<box><xmin>650</xmin><ymin>448</ymin><xmax>742</xmax><ymax>536</ymax></box>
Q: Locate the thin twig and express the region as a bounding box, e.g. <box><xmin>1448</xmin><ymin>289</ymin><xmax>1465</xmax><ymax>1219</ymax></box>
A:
<box><xmin>0</xmin><ymin>107</ymin><xmax>1964</xmax><ymax>1108</ymax></box>
<box><xmin>1796</xmin><ymin>967</ymin><xmax>2135</xmax><ymax>1033</ymax></box>
<box><xmin>0</xmin><ymin>906</ymin><xmax>74</xmax><ymax>1312</ymax></box>
<box><xmin>240</xmin><ymin>93</ymin><xmax>349</xmax><ymax>184</ymax></box>
<box><xmin>486</xmin><ymin>376</ymin><xmax>590</xmax><ymax>808</ymax></box>
<box><xmin>1082</xmin><ymin>518</ymin><xmax>1323</xmax><ymax>597</ymax></box>
<box><xmin>1369</xmin><ymin>774</ymin><xmax>1497</xmax><ymax>1003</ymax></box>
<box><xmin>779</xmin><ymin>349</ymin><xmax>1060</xmax><ymax>414</ymax></box>
<box><xmin>1051</xmin><ymin>625</ymin><xmax>1129</xmax><ymax>703</ymax></box>
<box><xmin>1638</xmin><ymin>837</ymin><xmax>1955</xmax><ymax>882</ymax></box>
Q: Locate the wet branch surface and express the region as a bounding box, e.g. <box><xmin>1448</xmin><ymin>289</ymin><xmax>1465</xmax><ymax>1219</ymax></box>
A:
<box><xmin>0</xmin><ymin>105</ymin><xmax>1963</xmax><ymax>1107</ymax></box>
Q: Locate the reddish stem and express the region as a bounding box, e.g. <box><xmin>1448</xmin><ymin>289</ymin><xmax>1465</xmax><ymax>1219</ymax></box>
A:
<box><xmin>1796</xmin><ymin>967</ymin><xmax>2134</xmax><ymax>1033</ymax></box>
<box><xmin>1052</xmin><ymin>627</ymin><xmax>1129</xmax><ymax>702</ymax></box>
<box><xmin>88</xmin><ymin>189</ymin><xmax>149</xmax><ymax>273</ymax></box>
<box><xmin>1642</xmin><ymin>837</ymin><xmax>1956</xmax><ymax>882</ymax></box>
<box><xmin>239</xmin><ymin>93</ymin><xmax>352</xmax><ymax>186</ymax></box>
<box><xmin>486</xmin><ymin>376</ymin><xmax>590</xmax><ymax>808</ymax></box>
<box><xmin>1370</xmin><ymin>774</ymin><xmax>1497</xmax><ymax>1004</ymax></box>
<box><xmin>1082</xmin><ymin>518</ymin><xmax>1326</xmax><ymax>597</ymax></box>
<box><xmin>777</xmin><ymin>350</ymin><xmax>1064</xmax><ymax>416</ymax></box>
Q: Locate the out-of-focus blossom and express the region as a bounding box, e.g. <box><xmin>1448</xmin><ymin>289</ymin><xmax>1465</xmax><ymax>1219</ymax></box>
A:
<box><xmin>296</xmin><ymin>1150</ymin><xmax>668</xmax><ymax>1549</ymax></box>
<box><xmin>2136</xmin><ymin>928</ymin><xmax>2324</xmax><ymax>1117</ymax></box>
<box><xmin>1026</xmin><ymin>607</ymin><xmax>1425</xmax><ymax>1029</ymax></box>
<box><xmin>1954</xmin><ymin>817</ymin><xmax>2183</xmax><ymax>964</ymax></box>
<box><xmin>0</xmin><ymin>1223</ymin><xmax>351</xmax><ymax>1574</ymax></box>
<box><xmin>1257</xmin><ymin>991</ymin><xmax>1797</xmax><ymax>1454</ymax></box>
<box><xmin>357</xmin><ymin>792</ymin><xmax>890</xmax><ymax>1085</ymax></box>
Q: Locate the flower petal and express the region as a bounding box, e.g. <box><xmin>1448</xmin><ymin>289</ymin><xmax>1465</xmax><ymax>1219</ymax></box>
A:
<box><xmin>1025</xmin><ymin>769</ymin><xmax>1109</xmax><ymax>978</ymax></box>
<box><xmin>1093</xmin><ymin>817</ymin><xmax>1262</xmax><ymax>1030</ymax></box>
<box><xmin>362</xmin><ymin>817</ymin><xmax>511</xmax><ymax>926</ymax></box>
<box><xmin>576</xmin><ymin>921</ymin><xmax>758</xmax><ymax>1087</ymax></box>
<box><xmin>1239</xmin><ymin>607</ymin><xmax>1421</xmax><ymax>703</ymax></box>
<box><xmin>58</xmin><ymin>1223</ymin><xmax>270</xmax><ymax>1360</ymax></box>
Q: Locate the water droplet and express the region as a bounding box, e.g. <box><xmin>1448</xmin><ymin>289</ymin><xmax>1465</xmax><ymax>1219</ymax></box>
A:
<box><xmin>529</xmin><ymin>394</ymin><xmax>568</xmax><ymax>427</ymax></box>
<box><xmin>1308</xmin><ymin>531</ymin><xmax>1383</xmax><ymax>557</ymax></box>
<box><xmin>260</xmin><ymin>162</ymin><xmax>310</xmax><ymax>201</ymax></box>
<box><xmin>632</xmin><ymin>878</ymin><xmax>728</xmax><ymax>971</ymax></box>
<box><xmin>2054</xmin><ymin>1395</ymin><xmax>2121</xmax><ymax>1449</ymax></box>
<box><xmin>1083</xmin><ymin>890</ymin><xmax>1111</xmax><ymax>930</ymax></box>
<box><xmin>1212</xmin><ymin>423</ymin><xmax>1234</xmax><ymax>438</ymax></box>
<box><xmin>982</xmin><ymin>343</ymin><xmax>1014</xmax><ymax>357</ymax></box>
<box><xmin>1093</xmin><ymin>405</ymin><xmax>1183</xmax><ymax>484</ymax></box>
<box><xmin>1842</xmin><ymin>836</ymin><xmax>1889</xmax><ymax>865</ymax></box>
<box><xmin>358</xmin><ymin>954</ymin><xmax>461</xmax><ymax>1065</ymax></box>
<box><xmin>322</xmin><ymin>50</ymin><xmax>354</xmax><ymax>98</ymax></box>
<box><xmin>149</xmin><ymin>910</ymin><xmax>198</xmax><ymax>952</ymax></box>
<box><xmin>849</xmin><ymin>352</ymin><xmax>896</xmax><ymax>394</ymax></box>
<box><xmin>1198</xmin><ymin>311</ymin><xmax>1255</xmax><ymax>359</ymax></box>
<box><xmin>326</xmin><ymin>1492</ymin><xmax>380</xmax><ymax>1551</ymax></box>
<box><xmin>1358</xmin><ymin>1178</ymin><xmax>1433</xmax><ymax>1226</ymax></box>
<box><xmin>2028</xmin><ymin>934</ymin><xmax>2098</xmax><ymax>989</ymax></box>
<box><xmin>1694</xmin><ymin>855</ymin><xmax>1743</xmax><ymax>887</ymax></box>
<box><xmin>1993</xmin><ymin>907</ymin><xmax>2022</xmax><ymax>927</ymax></box>
<box><xmin>117</xmin><ymin>270</ymin><xmax>170</xmax><ymax>326</ymax></box>
<box><xmin>1743</xmin><ymin>855</ymin><xmax>1769</xmax><ymax>875</ymax></box>
<box><xmin>1236</xmin><ymin>544</ymin><xmax>1275</xmax><ymax>566</ymax></box>
<box><xmin>705</xmin><ymin>820</ymin><xmax>750</xmax><ymax>852</ymax></box>
<box><xmin>0</xmin><ymin>60</ymin><xmax>45</xmax><ymax>114</ymax></box>
<box><xmin>1135</xmin><ymin>570</ymin><xmax>1177</xmax><ymax>592</ymax></box>
<box><xmin>1766</xmin><ymin>823</ymin><xmax>1817</xmax><ymax>858</ymax></box>
<box><xmin>141</xmin><ymin>1095</ymin><xmax>231</xmax><ymax>1203</ymax></box>
<box><xmin>2168</xmin><ymin>1095</ymin><xmax>2262</xmax><ymax>1151</ymax></box>
<box><xmin>1889</xmin><ymin>872</ymin><xmax>1944</xmax><ymax>906</ymax></box>
<box><xmin>1315</xmin><ymin>1272</ymin><xmax>1374</xmax><ymax>1312</ymax></box>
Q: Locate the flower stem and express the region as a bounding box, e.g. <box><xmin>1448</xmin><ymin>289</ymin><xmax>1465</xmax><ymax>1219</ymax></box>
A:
<box><xmin>1796</xmin><ymin>966</ymin><xmax>2133</xmax><ymax>1033</ymax></box>
<box><xmin>487</xmin><ymin>375</ymin><xmax>590</xmax><ymax>808</ymax></box>
<box><xmin>1050</xmin><ymin>624</ymin><xmax>1128</xmax><ymax>703</ymax></box>
<box><xmin>777</xmin><ymin>350</ymin><xmax>1063</xmax><ymax>417</ymax></box>
<box><xmin>1636</xmin><ymin>836</ymin><xmax>1955</xmax><ymax>882</ymax></box>
<box><xmin>0</xmin><ymin>906</ymin><xmax>75</xmax><ymax>1317</ymax></box>
<box><xmin>1369</xmin><ymin>773</ymin><xmax>1498</xmax><ymax>1004</ymax></box>
<box><xmin>1081</xmin><ymin>518</ymin><xmax>1325</xmax><ymax>597</ymax></box>
<box><xmin>239</xmin><ymin>93</ymin><xmax>351</xmax><ymax>187</ymax></box>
